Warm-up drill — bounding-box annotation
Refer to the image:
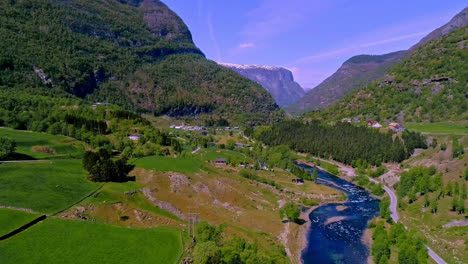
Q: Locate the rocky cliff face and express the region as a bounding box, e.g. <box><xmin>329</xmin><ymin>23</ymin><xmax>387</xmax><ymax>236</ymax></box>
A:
<box><xmin>289</xmin><ymin>7</ymin><xmax>468</xmax><ymax>115</ymax></box>
<box><xmin>219</xmin><ymin>63</ymin><xmax>305</xmax><ymax>107</ymax></box>
<box><xmin>287</xmin><ymin>51</ymin><xmax>405</xmax><ymax>114</ymax></box>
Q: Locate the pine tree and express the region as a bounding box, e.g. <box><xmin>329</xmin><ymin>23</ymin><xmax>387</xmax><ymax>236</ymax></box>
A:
<box><xmin>430</xmin><ymin>199</ymin><xmax>438</xmax><ymax>214</ymax></box>
<box><xmin>311</xmin><ymin>169</ymin><xmax>318</xmax><ymax>182</ymax></box>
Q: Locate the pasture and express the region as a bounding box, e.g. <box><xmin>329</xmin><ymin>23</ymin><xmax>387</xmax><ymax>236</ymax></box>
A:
<box><xmin>0</xmin><ymin>209</ymin><xmax>39</xmax><ymax>236</ymax></box>
<box><xmin>0</xmin><ymin>219</ymin><xmax>183</xmax><ymax>264</ymax></box>
<box><xmin>0</xmin><ymin>128</ymin><xmax>85</xmax><ymax>159</ymax></box>
<box><xmin>198</xmin><ymin>148</ymin><xmax>253</xmax><ymax>163</ymax></box>
<box><xmin>134</xmin><ymin>156</ymin><xmax>201</xmax><ymax>173</ymax></box>
<box><xmin>0</xmin><ymin>160</ymin><xmax>99</xmax><ymax>214</ymax></box>
<box><xmin>404</xmin><ymin>123</ymin><xmax>468</xmax><ymax>134</ymax></box>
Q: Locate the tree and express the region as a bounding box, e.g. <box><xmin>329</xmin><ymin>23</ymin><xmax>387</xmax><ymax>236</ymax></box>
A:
<box><xmin>0</xmin><ymin>137</ymin><xmax>16</xmax><ymax>160</ymax></box>
<box><xmin>280</xmin><ymin>202</ymin><xmax>300</xmax><ymax>223</ymax></box>
<box><xmin>83</xmin><ymin>149</ymin><xmax>134</xmax><ymax>182</ymax></box>
<box><xmin>380</xmin><ymin>196</ymin><xmax>391</xmax><ymax>223</ymax></box>
<box><xmin>311</xmin><ymin>169</ymin><xmax>318</xmax><ymax>182</ymax></box>
<box><xmin>430</xmin><ymin>199</ymin><xmax>438</xmax><ymax>214</ymax></box>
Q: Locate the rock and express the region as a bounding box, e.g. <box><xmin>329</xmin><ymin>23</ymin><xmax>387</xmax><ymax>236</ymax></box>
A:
<box><xmin>219</xmin><ymin>63</ymin><xmax>305</xmax><ymax>107</ymax></box>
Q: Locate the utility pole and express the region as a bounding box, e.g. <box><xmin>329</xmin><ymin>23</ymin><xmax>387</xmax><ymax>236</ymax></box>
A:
<box><xmin>187</xmin><ymin>206</ymin><xmax>200</xmax><ymax>240</ymax></box>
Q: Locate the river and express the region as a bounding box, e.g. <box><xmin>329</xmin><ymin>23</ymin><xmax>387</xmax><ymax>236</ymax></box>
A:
<box><xmin>299</xmin><ymin>165</ymin><xmax>380</xmax><ymax>264</ymax></box>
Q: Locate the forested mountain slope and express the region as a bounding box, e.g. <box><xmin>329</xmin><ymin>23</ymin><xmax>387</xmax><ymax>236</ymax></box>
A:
<box><xmin>0</xmin><ymin>0</ymin><xmax>282</xmax><ymax>125</ymax></box>
<box><xmin>289</xmin><ymin>7</ymin><xmax>468</xmax><ymax>115</ymax></box>
<box><xmin>287</xmin><ymin>51</ymin><xmax>405</xmax><ymax>114</ymax></box>
<box><xmin>307</xmin><ymin>26</ymin><xmax>468</xmax><ymax>122</ymax></box>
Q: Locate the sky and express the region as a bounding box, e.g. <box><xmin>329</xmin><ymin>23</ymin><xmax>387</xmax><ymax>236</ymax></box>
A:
<box><xmin>164</xmin><ymin>0</ymin><xmax>467</xmax><ymax>90</ymax></box>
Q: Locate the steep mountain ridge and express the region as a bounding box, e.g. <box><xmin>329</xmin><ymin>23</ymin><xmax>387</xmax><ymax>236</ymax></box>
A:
<box><xmin>289</xmin><ymin>7</ymin><xmax>468</xmax><ymax>115</ymax></box>
<box><xmin>0</xmin><ymin>0</ymin><xmax>282</xmax><ymax>125</ymax></box>
<box><xmin>410</xmin><ymin>7</ymin><xmax>468</xmax><ymax>51</ymax></box>
<box><xmin>219</xmin><ymin>63</ymin><xmax>305</xmax><ymax>107</ymax></box>
<box><xmin>307</xmin><ymin>26</ymin><xmax>468</xmax><ymax>122</ymax></box>
<box><xmin>287</xmin><ymin>51</ymin><xmax>405</xmax><ymax>113</ymax></box>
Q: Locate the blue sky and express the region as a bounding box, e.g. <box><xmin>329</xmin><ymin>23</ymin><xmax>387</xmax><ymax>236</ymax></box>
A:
<box><xmin>164</xmin><ymin>0</ymin><xmax>467</xmax><ymax>89</ymax></box>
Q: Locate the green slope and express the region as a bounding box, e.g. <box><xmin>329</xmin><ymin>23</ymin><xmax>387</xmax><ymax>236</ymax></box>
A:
<box><xmin>0</xmin><ymin>0</ymin><xmax>282</xmax><ymax>125</ymax></box>
<box><xmin>0</xmin><ymin>219</ymin><xmax>183</xmax><ymax>264</ymax></box>
<box><xmin>308</xmin><ymin>26</ymin><xmax>468</xmax><ymax>122</ymax></box>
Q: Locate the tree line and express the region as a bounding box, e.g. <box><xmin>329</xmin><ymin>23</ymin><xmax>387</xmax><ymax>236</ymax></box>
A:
<box><xmin>255</xmin><ymin>120</ymin><xmax>426</xmax><ymax>166</ymax></box>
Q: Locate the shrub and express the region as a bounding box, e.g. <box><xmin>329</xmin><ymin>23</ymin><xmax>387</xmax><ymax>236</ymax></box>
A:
<box><xmin>0</xmin><ymin>136</ymin><xmax>16</xmax><ymax>160</ymax></box>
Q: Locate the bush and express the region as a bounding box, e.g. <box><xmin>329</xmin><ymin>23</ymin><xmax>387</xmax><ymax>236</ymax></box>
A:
<box><xmin>0</xmin><ymin>136</ymin><xmax>16</xmax><ymax>160</ymax></box>
<box><xmin>280</xmin><ymin>202</ymin><xmax>300</xmax><ymax>222</ymax></box>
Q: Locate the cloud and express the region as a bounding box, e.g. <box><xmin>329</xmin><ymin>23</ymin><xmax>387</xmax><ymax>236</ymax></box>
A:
<box><xmin>239</xmin><ymin>43</ymin><xmax>256</xmax><ymax>49</ymax></box>
<box><xmin>239</xmin><ymin>0</ymin><xmax>334</xmax><ymax>46</ymax></box>
<box><xmin>296</xmin><ymin>31</ymin><xmax>428</xmax><ymax>63</ymax></box>
<box><xmin>206</xmin><ymin>14</ymin><xmax>222</xmax><ymax>61</ymax></box>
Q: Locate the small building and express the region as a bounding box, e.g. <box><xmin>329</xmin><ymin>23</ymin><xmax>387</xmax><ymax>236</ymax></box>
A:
<box><xmin>367</xmin><ymin>121</ymin><xmax>382</xmax><ymax>128</ymax></box>
<box><xmin>388</xmin><ymin>123</ymin><xmax>405</xmax><ymax>132</ymax></box>
<box><xmin>292</xmin><ymin>178</ymin><xmax>304</xmax><ymax>185</ymax></box>
<box><xmin>214</xmin><ymin>158</ymin><xmax>227</xmax><ymax>166</ymax></box>
<box><xmin>234</xmin><ymin>143</ymin><xmax>244</xmax><ymax>147</ymax></box>
<box><xmin>341</xmin><ymin>118</ymin><xmax>352</xmax><ymax>123</ymax></box>
<box><xmin>128</xmin><ymin>134</ymin><xmax>141</xmax><ymax>141</ymax></box>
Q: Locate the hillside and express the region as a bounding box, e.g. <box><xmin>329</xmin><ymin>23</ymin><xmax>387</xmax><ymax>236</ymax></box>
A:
<box><xmin>287</xmin><ymin>51</ymin><xmax>405</xmax><ymax>114</ymax></box>
<box><xmin>0</xmin><ymin>126</ymin><xmax>342</xmax><ymax>263</ymax></box>
<box><xmin>0</xmin><ymin>0</ymin><xmax>283</xmax><ymax>125</ymax></box>
<box><xmin>289</xmin><ymin>7</ymin><xmax>468</xmax><ymax>115</ymax></box>
<box><xmin>307</xmin><ymin>26</ymin><xmax>468</xmax><ymax>122</ymax></box>
<box><xmin>219</xmin><ymin>63</ymin><xmax>305</xmax><ymax>107</ymax></box>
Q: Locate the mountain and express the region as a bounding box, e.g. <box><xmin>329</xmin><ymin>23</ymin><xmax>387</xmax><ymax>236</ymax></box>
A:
<box><xmin>0</xmin><ymin>0</ymin><xmax>283</xmax><ymax>125</ymax></box>
<box><xmin>410</xmin><ymin>7</ymin><xmax>468</xmax><ymax>51</ymax></box>
<box><xmin>289</xmin><ymin>7</ymin><xmax>468</xmax><ymax>115</ymax></box>
<box><xmin>287</xmin><ymin>51</ymin><xmax>405</xmax><ymax>114</ymax></box>
<box><xmin>219</xmin><ymin>63</ymin><xmax>305</xmax><ymax>107</ymax></box>
<box><xmin>306</xmin><ymin>26</ymin><xmax>468</xmax><ymax>122</ymax></box>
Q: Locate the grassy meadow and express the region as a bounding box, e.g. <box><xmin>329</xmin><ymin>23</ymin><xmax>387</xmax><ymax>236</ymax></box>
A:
<box><xmin>0</xmin><ymin>219</ymin><xmax>183</xmax><ymax>264</ymax></box>
<box><xmin>404</xmin><ymin>123</ymin><xmax>468</xmax><ymax>134</ymax></box>
<box><xmin>134</xmin><ymin>156</ymin><xmax>202</xmax><ymax>173</ymax></box>
<box><xmin>0</xmin><ymin>209</ymin><xmax>39</xmax><ymax>236</ymax></box>
<box><xmin>198</xmin><ymin>148</ymin><xmax>253</xmax><ymax>163</ymax></box>
<box><xmin>0</xmin><ymin>160</ymin><xmax>99</xmax><ymax>214</ymax></box>
<box><xmin>0</xmin><ymin>128</ymin><xmax>85</xmax><ymax>159</ymax></box>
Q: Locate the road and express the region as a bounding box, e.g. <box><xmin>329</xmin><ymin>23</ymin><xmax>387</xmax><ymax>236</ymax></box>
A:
<box><xmin>191</xmin><ymin>147</ymin><xmax>201</xmax><ymax>154</ymax></box>
<box><xmin>377</xmin><ymin>179</ymin><xmax>447</xmax><ymax>264</ymax></box>
<box><xmin>0</xmin><ymin>160</ymin><xmax>45</xmax><ymax>163</ymax></box>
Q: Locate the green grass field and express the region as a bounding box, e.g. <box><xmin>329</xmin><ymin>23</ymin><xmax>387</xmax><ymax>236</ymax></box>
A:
<box><xmin>0</xmin><ymin>218</ymin><xmax>183</xmax><ymax>264</ymax></box>
<box><xmin>198</xmin><ymin>148</ymin><xmax>253</xmax><ymax>163</ymax></box>
<box><xmin>0</xmin><ymin>128</ymin><xmax>85</xmax><ymax>159</ymax></box>
<box><xmin>404</xmin><ymin>123</ymin><xmax>468</xmax><ymax>134</ymax></box>
<box><xmin>0</xmin><ymin>209</ymin><xmax>39</xmax><ymax>236</ymax></box>
<box><xmin>0</xmin><ymin>160</ymin><xmax>99</xmax><ymax>214</ymax></box>
<box><xmin>134</xmin><ymin>156</ymin><xmax>201</xmax><ymax>173</ymax></box>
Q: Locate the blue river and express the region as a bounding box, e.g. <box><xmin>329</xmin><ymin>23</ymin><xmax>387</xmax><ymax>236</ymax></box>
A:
<box><xmin>299</xmin><ymin>165</ymin><xmax>380</xmax><ymax>264</ymax></box>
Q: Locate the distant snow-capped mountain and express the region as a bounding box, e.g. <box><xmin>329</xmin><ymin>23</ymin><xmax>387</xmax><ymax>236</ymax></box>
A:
<box><xmin>219</xmin><ymin>62</ymin><xmax>305</xmax><ymax>107</ymax></box>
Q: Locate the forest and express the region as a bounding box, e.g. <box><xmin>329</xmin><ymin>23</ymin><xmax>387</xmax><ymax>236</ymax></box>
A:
<box><xmin>0</xmin><ymin>0</ymin><xmax>282</xmax><ymax>125</ymax></box>
<box><xmin>255</xmin><ymin>120</ymin><xmax>426</xmax><ymax>166</ymax></box>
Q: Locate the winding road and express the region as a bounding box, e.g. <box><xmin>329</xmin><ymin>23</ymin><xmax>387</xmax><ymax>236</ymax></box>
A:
<box><xmin>374</xmin><ymin>179</ymin><xmax>447</xmax><ymax>264</ymax></box>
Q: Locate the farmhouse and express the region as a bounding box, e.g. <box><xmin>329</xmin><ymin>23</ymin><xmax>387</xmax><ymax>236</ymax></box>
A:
<box><xmin>214</xmin><ymin>158</ymin><xmax>227</xmax><ymax>166</ymax></box>
<box><xmin>367</xmin><ymin>121</ymin><xmax>382</xmax><ymax>128</ymax></box>
<box><xmin>388</xmin><ymin>123</ymin><xmax>405</xmax><ymax>132</ymax></box>
<box><xmin>292</xmin><ymin>178</ymin><xmax>304</xmax><ymax>185</ymax></box>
